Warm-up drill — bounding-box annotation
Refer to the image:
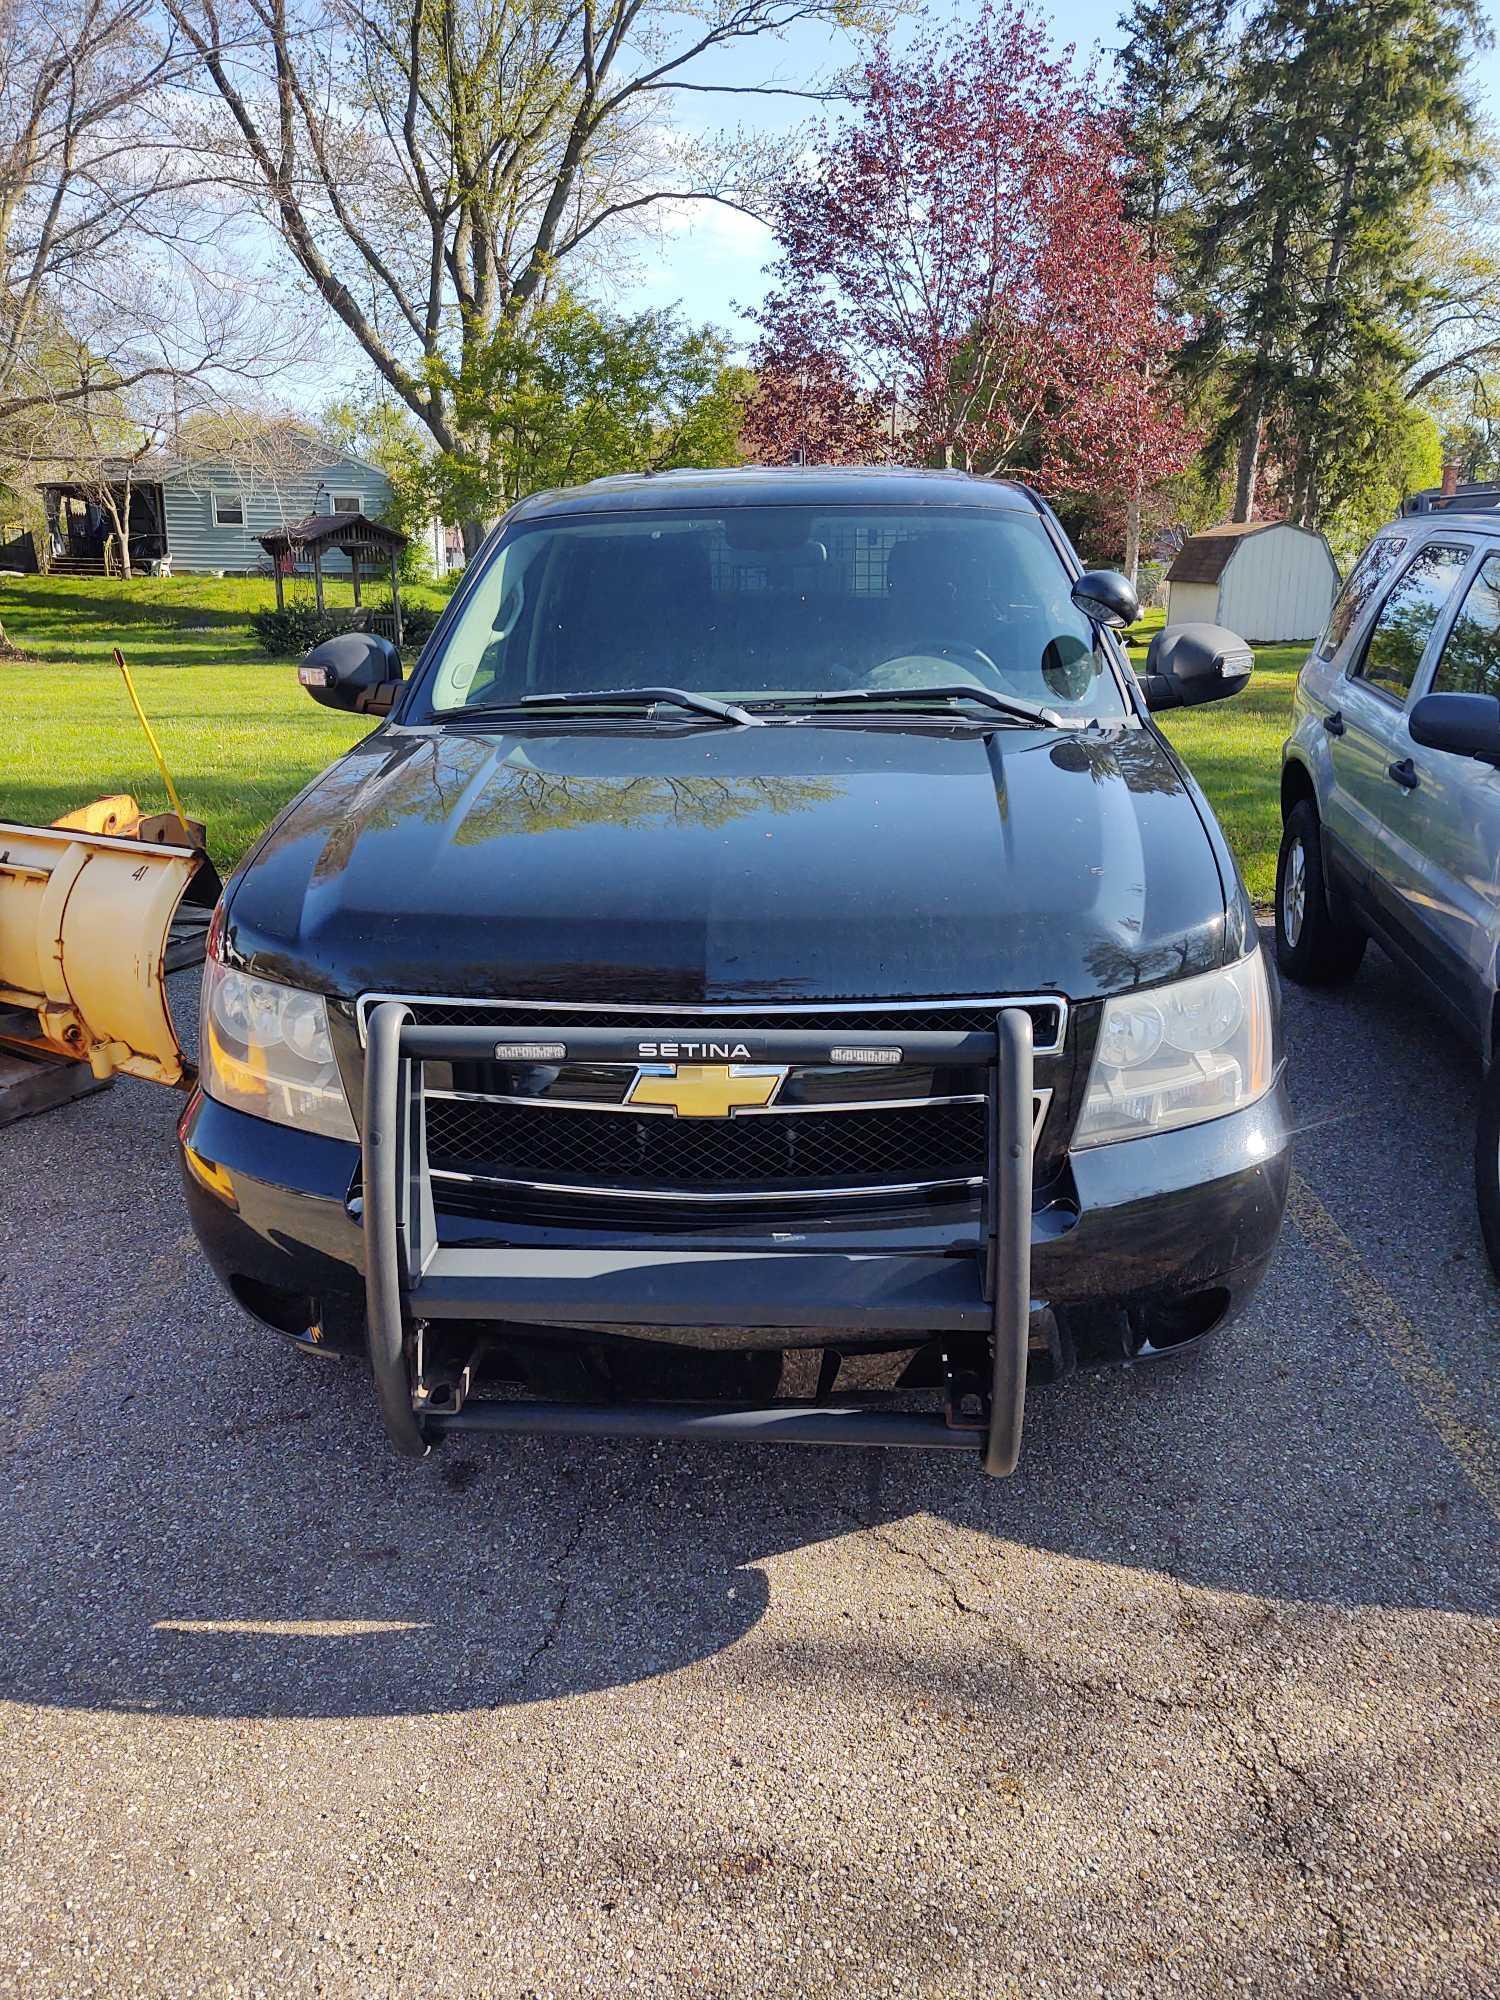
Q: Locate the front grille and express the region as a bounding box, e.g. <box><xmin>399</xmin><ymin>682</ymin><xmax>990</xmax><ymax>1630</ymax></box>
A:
<box><xmin>425</xmin><ymin>1096</ymin><xmax>986</xmax><ymax>1196</ymax></box>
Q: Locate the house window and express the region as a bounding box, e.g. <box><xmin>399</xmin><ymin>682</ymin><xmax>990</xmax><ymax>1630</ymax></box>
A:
<box><xmin>212</xmin><ymin>492</ymin><xmax>245</xmax><ymax>528</ymax></box>
<box><xmin>331</xmin><ymin>493</ymin><xmax>361</xmax><ymax>515</ymax></box>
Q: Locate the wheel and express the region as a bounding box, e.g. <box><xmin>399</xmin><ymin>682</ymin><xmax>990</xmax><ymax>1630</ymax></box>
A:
<box><xmin>1275</xmin><ymin>799</ymin><xmax>1366</xmax><ymax>985</ymax></box>
<box><xmin>1476</xmin><ymin>1056</ymin><xmax>1500</xmax><ymax>1284</ymax></box>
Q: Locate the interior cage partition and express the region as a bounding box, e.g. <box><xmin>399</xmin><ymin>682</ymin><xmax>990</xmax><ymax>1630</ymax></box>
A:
<box><xmin>361</xmin><ymin>1004</ymin><xmax>1036</xmax><ymax>1473</ymax></box>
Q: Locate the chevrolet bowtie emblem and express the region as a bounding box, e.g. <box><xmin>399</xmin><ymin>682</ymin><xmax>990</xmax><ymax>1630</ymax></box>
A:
<box><xmin>626</xmin><ymin>1062</ymin><xmax>788</xmax><ymax>1118</ymax></box>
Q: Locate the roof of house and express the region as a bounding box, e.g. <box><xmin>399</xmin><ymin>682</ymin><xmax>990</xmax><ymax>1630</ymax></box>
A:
<box><xmin>29</xmin><ymin>446</ymin><xmax>387</xmax><ymax>491</ymax></box>
<box><xmin>30</xmin><ymin>454</ymin><xmax>174</xmax><ymax>488</ymax></box>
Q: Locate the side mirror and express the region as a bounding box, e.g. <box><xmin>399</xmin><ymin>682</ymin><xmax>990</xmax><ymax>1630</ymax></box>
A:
<box><xmin>1140</xmin><ymin>622</ymin><xmax>1253</xmax><ymax>712</ymax></box>
<box><xmin>1408</xmin><ymin>691</ymin><xmax>1500</xmax><ymax>767</ymax></box>
<box><xmin>298</xmin><ymin>631</ymin><xmax>404</xmax><ymax>715</ymax></box>
<box><xmin>1070</xmin><ymin>569</ymin><xmax>1140</xmax><ymax>630</ymax></box>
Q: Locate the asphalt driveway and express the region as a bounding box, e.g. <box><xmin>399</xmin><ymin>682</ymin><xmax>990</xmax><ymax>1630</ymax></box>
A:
<box><xmin>1</xmin><ymin>936</ymin><xmax>1496</xmax><ymax>1998</ymax></box>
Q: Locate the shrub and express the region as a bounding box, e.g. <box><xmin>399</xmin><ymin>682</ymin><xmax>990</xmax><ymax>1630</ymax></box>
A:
<box><xmin>251</xmin><ymin>604</ymin><xmax>340</xmax><ymax>656</ymax></box>
<box><xmin>251</xmin><ymin>601</ymin><xmax>439</xmax><ymax>659</ymax></box>
<box><xmin>399</xmin><ymin>606</ymin><xmax>439</xmax><ymax>650</ymax></box>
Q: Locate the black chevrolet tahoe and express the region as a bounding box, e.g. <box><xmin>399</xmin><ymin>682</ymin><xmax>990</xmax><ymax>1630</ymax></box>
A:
<box><xmin>179</xmin><ymin>468</ymin><xmax>1290</xmax><ymax>1474</ymax></box>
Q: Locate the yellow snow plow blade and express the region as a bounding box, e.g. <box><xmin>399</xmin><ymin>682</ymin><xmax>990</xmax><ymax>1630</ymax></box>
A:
<box><xmin>0</xmin><ymin>799</ymin><xmax>217</xmax><ymax>1087</ymax></box>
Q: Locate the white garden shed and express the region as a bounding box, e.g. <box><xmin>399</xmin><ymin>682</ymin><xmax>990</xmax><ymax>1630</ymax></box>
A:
<box><xmin>1164</xmin><ymin>520</ymin><xmax>1340</xmax><ymax>643</ymax></box>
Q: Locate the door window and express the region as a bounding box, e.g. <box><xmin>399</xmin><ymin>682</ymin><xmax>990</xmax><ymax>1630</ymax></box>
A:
<box><xmin>1354</xmin><ymin>542</ymin><xmax>1472</xmax><ymax>703</ymax></box>
<box><xmin>1430</xmin><ymin>553</ymin><xmax>1500</xmax><ymax>698</ymax></box>
<box><xmin>1319</xmin><ymin>534</ymin><xmax>1406</xmax><ymax>658</ymax></box>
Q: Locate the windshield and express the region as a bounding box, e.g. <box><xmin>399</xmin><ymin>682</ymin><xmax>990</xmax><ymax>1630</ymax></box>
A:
<box><xmin>419</xmin><ymin>505</ymin><xmax>1126</xmax><ymax>721</ymax></box>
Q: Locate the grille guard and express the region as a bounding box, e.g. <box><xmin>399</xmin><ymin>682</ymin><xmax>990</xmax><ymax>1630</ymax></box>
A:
<box><xmin>362</xmin><ymin>1006</ymin><xmax>1036</xmax><ymax>1477</ymax></box>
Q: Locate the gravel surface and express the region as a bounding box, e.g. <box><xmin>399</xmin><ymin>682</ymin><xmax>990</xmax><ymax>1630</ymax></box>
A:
<box><xmin>1</xmin><ymin>937</ymin><xmax>1496</xmax><ymax>1998</ymax></box>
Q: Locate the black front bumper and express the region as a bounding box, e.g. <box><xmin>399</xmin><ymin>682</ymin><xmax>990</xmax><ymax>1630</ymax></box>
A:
<box><xmin>179</xmin><ymin>1010</ymin><xmax>1291</xmax><ymax>1473</ymax></box>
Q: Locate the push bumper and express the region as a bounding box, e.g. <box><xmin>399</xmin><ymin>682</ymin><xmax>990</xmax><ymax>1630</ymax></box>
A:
<box><xmin>179</xmin><ymin>1014</ymin><xmax>1291</xmax><ymax>1474</ymax></box>
<box><xmin>363</xmin><ymin>1006</ymin><xmax>1037</xmax><ymax>1473</ymax></box>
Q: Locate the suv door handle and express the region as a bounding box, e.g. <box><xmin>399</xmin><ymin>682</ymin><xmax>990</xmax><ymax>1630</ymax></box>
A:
<box><xmin>1388</xmin><ymin>757</ymin><xmax>1420</xmax><ymax>791</ymax></box>
<box><xmin>1324</xmin><ymin>709</ymin><xmax>1346</xmax><ymax>737</ymax></box>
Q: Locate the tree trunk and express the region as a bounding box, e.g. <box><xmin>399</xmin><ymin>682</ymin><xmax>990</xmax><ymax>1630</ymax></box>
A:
<box><xmin>1293</xmin><ymin>143</ymin><xmax>1361</xmax><ymax>535</ymax></box>
<box><xmin>1123</xmin><ymin>486</ymin><xmax>1143</xmax><ymax>589</ymax></box>
<box><xmin>100</xmin><ymin>488</ymin><xmax>132</xmax><ymax>577</ymax></box>
<box><xmin>1232</xmin><ymin>395</ymin><xmax>1262</xmax><ymax>523</ymax></box>
<box><xmin>1231</xmin><ymin>198</ymin><xmax>1293</xmax><ymax>524</ymax></box>
<box><xmin>461</xmin><ymin>519</ymin><xmax>486</xmax><ymax>560</ymax></box>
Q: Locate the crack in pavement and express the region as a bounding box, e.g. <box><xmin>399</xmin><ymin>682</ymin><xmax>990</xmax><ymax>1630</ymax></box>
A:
<box><xmin>507</xmin><ymin>1495</ymin><xmax>600</xmax><ymax>1697</ymax></box>
<box><xmin>835</xmin><ymin>1499</ymin><xmax>1371</xmax><ymax>1981</ymax></box>
<box><xmin>1224</xmin><ymin>1724</ymin><xmax>1356</xmax><ymax>1991</ymax></box>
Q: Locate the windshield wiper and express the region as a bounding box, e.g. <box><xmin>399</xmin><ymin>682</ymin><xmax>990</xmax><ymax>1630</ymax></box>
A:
<box><xmin>439</xmin><ymin>686</ymin><xmax>760</xmax><ymax>727</ymax></box>
<box><xmin>523</xmin><ymin>686</ymin><xmax>761</xmax><ymax>725</ymax></box>
<box><xmin>757</xmin><ymin>684</ymin><xmax>1062</xmax><ymax>728</ymax></box>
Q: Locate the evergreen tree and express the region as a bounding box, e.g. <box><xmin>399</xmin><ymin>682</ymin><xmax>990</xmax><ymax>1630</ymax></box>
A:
<box><xmin>1114</xmin><ymin>0</ymin><xmax>1226</xmax><ymax>270</ymax></box>
<box><xmin>1288</xmin><ymin>0</ymin><xmax>1483</xmax><ymax>527</ymax></box>
<box><xmin>1187</xmin><ymin>0</ymin><xmax>1483</xmax><ymax>524</ymax></box>
<box><xmin>1184</xmin><ymin>2</ymin><xmax>1326</xmax><ymax>519</ymax></box>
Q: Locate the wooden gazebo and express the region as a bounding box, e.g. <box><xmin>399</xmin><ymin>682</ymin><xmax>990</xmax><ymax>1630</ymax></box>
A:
<box><xmin>258</xmin><ymin>512</ymin><xmax>408</xmax><ymax>647</ymax></box>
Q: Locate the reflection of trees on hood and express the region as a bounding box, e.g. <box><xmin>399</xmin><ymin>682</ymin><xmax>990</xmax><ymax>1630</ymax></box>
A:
<box><xmin>262</xmin><ymin>739</ymin><xmax>847</xmax><ymax>883</ymax></box>
<box><xmin>1051</xmin><ymin>730</ymin><xmax>1186</xmax><ymax>797</ymax></box>
<box><xmin>451</xmin><ymin>770</ymin><xmax>843</xmax><ymax>844</ymax></box>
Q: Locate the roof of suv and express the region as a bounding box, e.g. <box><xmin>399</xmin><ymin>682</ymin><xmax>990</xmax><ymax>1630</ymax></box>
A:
<box><xmin>507</xmin><ymin>465</ymin><xmax>1043</xmax><ymax>523</ymax></box>
<box><xmin>1396</xmin><ymin>509</ymin><xmax>1500</xmax><ymax>530</ymax></box>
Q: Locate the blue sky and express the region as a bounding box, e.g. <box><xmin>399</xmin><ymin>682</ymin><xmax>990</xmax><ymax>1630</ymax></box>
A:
<box><xmin>606</xmin><ymin>0</ymin><xmax>1500</xmax><ymax>348</ymax></box>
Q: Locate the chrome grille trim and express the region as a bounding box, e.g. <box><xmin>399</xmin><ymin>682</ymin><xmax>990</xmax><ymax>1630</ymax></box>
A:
<box><xmin>357</xmin><ymin>990</ymin><xmax>1069</xmax><ymax>1055</ymax></box>
<box><xmin>429</xmin><ymin>1169</ymin><xmax>984</xmax><ymax>1204</ymax></box>
<box><xmin>422</xmin><ymin>1087</ymin><xmax>994</xmax><ymax>1118</ymax></box>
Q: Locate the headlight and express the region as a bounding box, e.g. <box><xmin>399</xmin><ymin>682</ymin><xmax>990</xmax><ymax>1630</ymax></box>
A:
<box><xmin>1074</xmin><ymin>951</ymin><xmax>1273</xmax><ymax>1148</ymax></box>
<box><xmin>200</xmin><ymin>959</ymin><xmax>357</xmax><ymax>1142</ymax></box>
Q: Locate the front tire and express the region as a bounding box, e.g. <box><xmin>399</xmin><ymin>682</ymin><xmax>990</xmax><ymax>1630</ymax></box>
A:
<box><xmin>1275</xmin><ymin>800</ymin><xmax>1366</xmax><ymax>985</ymax></box>
<box><xmin>1476</xmin><ymin>1058</ymin><xmax>1500</xmax><ymax>1284</ymax></box>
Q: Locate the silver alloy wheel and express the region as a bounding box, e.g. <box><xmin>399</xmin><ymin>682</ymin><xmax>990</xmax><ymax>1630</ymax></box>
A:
<box><xmin>1282</xmin><ymin>835</ymin><xmax>1307</xmax><ymax>947</ymax></box>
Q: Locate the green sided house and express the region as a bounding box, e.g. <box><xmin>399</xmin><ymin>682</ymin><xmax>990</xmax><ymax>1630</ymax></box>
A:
<box><xmin>31</xmin><ymin>448</ymin><xmax>396</xmax><ymax>576</ymax></box>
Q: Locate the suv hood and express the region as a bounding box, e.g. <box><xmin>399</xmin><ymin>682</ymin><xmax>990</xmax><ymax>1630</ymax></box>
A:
<box><xmin>225</xmin><ymin>722</ymin><xmax>1235</xmax><ymax>1005</ymax></box>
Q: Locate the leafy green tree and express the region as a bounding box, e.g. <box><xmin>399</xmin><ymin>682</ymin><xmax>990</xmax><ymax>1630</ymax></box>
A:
<box><xmin>420</xmin><ymin>293</ymin><xmax>750</xmax><ymax>524</ymax></box>
<box><xmin>1186</xmin><ymin>0</ymin><xmax>1483</xmax><ymax>524</ymax></box>
<box><xmin>1321</xmin><ymin>395</ymin><xmax>1441</xmax><ymax>561</ymax></box>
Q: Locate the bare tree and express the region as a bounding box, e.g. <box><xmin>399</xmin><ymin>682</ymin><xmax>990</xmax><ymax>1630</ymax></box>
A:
<box><xmin>1402</xmin><ymin>173</ymin><xmax>1500</xmax><ymax>410</ymax></box>
<box><xmin>170</xmin><ymin>403</ymin><xmax>336</xmax><ymax>531</ymax></box>
<box><xmin>159</xmin><ymin>0</ymin><xmax>864</xmax><ymax>544</ymax></box>
<box><xmin>4</xmin><ymin>0</ymin><xmax>194</xmax><ymax>422</ymax></box>
<box><xmin>1</xmin><ymin>0</ymin><xmax>315</xmax><ymax>482</ymax></box>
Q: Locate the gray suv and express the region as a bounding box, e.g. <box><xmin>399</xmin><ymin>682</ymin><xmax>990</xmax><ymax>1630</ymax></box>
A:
<box><xmin>1278</xmin><ymin>514</ymin><xmax>1500</xmax><ymax>1279</ymax></box>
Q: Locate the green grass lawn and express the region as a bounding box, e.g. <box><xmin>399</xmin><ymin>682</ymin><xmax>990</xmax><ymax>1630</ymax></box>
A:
<box><xmin>4</xmin><ymin>576</ymin><xmax>1300</xmax><ymax>897</ymax></box>
<box><xmin>1128</xmin><ymin>608</ymin><xmax>1302</xmax><ymax>903</ymax></box>
<box><xmin>0</xmin><ymin>570</ymin><xmax>448</xmax><ymax>672</ymax></box>
<box><xmin>1</xmin><ymin>574</ymin><xmax>403</xmax><ymax>867</ymax></box>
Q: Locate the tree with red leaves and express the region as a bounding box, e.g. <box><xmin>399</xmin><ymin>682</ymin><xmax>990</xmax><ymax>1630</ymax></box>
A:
<box><xmin>743</xmin><ymin>2</ymin><xmax>1194</xmax><ymax>577</ymax></box>
<box><xmin>1045</xmin><ymin>255</ymin><xmax>1200</xmax><ymax>583</ymax></box>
